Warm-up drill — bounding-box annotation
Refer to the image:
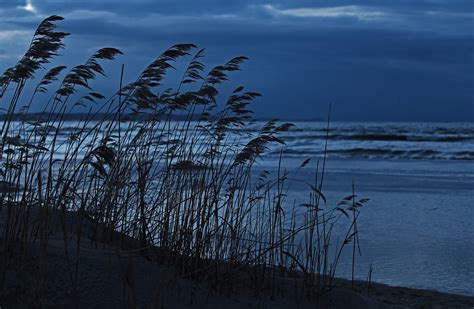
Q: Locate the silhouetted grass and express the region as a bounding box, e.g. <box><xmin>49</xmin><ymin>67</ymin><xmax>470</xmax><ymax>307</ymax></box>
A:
<box><xmin>0</xmin><ymin>16</ymin><xmax>369</xmax><ymax>306</ymax></box>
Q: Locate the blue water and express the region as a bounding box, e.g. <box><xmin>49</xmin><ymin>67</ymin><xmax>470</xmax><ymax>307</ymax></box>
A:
<box><xmin>50</xmin><ymin>121</ymin><xmax>474</xmax><ymax>161</ymax></box>
<box><xmin>256</xmin><ymin>121</ymin><xmax>474</xmax><ymax>295</ymax></box>
<box><xmin>256</xmin><ymin>157</ymin><xmax>474</xmax><ymax>295</ymax></box>
<box><xmin>8</xmin><ymin>120</ymin><xmax>474</xmax><ymax>295</ymax></box>
<box><xmin>268</xmin><ymin>121</ymin><xmax>474</xmax><ymax>161</ymax></box>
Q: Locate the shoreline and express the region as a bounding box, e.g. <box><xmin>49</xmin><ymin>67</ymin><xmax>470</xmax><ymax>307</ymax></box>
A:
<box><xmin>333</xmin><ymin>277</ymin><xmax>474</xmax><ymax>308</ymax></box>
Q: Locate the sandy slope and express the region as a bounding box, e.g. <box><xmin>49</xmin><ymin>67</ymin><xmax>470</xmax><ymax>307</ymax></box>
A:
<box><xmin>0</xmin><ymin>208</ymin><xmax>472</xmax><ymax>308</ymax></box>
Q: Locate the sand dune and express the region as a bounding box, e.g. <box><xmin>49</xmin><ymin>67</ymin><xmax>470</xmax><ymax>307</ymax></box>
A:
<box><xmin>1</xmin><ymin>208</ymin><xmax>472</xmax><ymax>308</ymax></box>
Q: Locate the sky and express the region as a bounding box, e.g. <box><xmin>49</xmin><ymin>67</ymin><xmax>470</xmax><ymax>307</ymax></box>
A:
<box><xmin>0</xmin><ymin>0</ymin><xmax>473</xmax><ymax>121</ymax></box>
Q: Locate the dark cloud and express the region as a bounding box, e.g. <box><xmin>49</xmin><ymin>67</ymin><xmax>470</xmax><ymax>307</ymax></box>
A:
<box><xmin>30</xmin><ymin>0</ymin><xmax>474</xmax><ymax>14</ymax></box>
<box><xmin>0</xmin><ymin>0</ymin><xmax>472</xmax><ymax>121</ymax></box>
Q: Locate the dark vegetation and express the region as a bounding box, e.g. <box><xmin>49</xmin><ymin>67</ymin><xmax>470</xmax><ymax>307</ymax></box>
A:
<box><xmin>0</xmin><ymin>16</ymin><xmax>370</xmax><ymax>307</ymax></box>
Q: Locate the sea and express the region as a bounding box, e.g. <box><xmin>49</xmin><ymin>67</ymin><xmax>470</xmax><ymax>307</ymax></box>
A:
<box><xmin>257</xmin><ymin>121</ymin><xmax>474</xmax><ymax>296</ymax></box>
<box><xmin>9</xmin><ymin>120</ymin><xmax>474</xmax><ymax>295</ymax></box>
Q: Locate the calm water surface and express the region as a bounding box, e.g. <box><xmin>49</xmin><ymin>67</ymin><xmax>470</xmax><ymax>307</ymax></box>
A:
<box><xmin>258</xmin><ymin>121</ymin><xmax>473</xmax><ymax>296</ymax></box>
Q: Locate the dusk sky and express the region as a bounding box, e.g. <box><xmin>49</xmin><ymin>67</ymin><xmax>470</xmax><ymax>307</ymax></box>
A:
<box><xmin>0</xmin><ymin>0</ymin><xmax>473</xmax><ymax>121</ymax></box>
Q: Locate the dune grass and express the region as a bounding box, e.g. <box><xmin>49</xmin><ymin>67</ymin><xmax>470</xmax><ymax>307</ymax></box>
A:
<box><xmin>0</xmin><ymin>15</ymin><xmax>369</xmax><ymax>305</ymax></box>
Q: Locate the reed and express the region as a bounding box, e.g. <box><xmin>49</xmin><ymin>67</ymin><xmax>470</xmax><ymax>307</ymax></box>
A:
<box><xmin>0</xmin><ymin>16</ymin><xmax>369</xmax><ymax>306</ymax></box>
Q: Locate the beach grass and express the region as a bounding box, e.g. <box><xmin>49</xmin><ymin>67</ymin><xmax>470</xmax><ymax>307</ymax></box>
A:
<box><xmin>0</xmin><ymin>15</ymin><xmax>432</xmax><ymax>308</ymax></box>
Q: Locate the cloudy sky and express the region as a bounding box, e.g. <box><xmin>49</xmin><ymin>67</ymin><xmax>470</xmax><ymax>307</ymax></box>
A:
<box><xmin>0</xmin><ymin>0</ymin><xmax>473</xmax><ymax>121</ymax></box>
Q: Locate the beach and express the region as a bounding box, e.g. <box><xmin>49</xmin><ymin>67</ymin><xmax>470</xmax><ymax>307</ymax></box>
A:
<box><xmin>0</xmin><ymin>9</ymin><xmax>472</xmax><ymax>308</ymax></box>
<box><xmin>2</xmin><ymin>121</ymin><xmax>473</xmax><ymax>306</ymax></box>
<box><xmin>1</xmin><ymin>208</ymin><xmax>473</xmax><ymax>308</ymax></box>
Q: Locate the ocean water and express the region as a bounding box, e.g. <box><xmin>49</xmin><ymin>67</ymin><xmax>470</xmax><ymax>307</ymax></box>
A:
<box><xmin>258</xmin><ymin>121</ymin><xmax>474</xmax><ymax>296</ymax></box>
<box><xmin>6</xmin><ymin>120</ymin><xmax>474</xmax><ymax>295</ymax></box>
<box><xmin>267</xmin><ymin>121</ymin><xmax>474</xmax><ymax>161</ymax></box>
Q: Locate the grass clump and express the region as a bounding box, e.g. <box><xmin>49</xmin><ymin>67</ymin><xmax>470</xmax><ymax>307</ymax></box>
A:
<box><xmin>0</xmin><ymin>15</ymin><xmax>369</xmax><ymax>306</ymax></box>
